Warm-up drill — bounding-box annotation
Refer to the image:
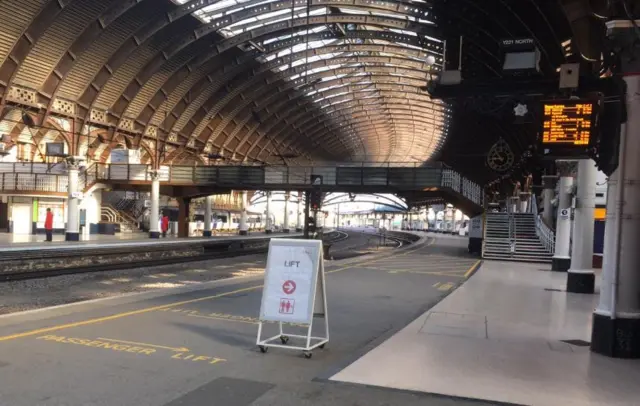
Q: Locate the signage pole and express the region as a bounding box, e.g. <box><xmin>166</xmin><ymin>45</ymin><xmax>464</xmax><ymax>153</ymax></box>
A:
<box><xmin>304</xmin><ymin>191</ymin><xmax>310</xmax><ymax>239</ymax></box>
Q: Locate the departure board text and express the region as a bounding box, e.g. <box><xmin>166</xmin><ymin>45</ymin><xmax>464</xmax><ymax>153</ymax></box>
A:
<box><xmin>541</xmin><ymin>102</ymin><xmax>594</xmax><ymax>147</ymax></box>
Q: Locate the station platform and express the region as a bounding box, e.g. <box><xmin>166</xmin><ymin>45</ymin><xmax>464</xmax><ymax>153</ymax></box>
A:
<box><xmin>331</xmin><ymin>260</ymin><xmax>640</xmax><ymax>406</ymax></box>
<box><xmin>0</xmin><ymin>234</ymin><xmax>486</xmax><ymax>406</ymax></box>
<box><xmin>0</xmin><ymin>231</ymin><xmax>253</xmax><ymax>249</ymax></box>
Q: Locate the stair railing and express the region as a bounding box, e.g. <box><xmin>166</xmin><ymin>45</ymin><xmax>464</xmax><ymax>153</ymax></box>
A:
<box><xmin>531</xmin><ymin>194</ymin><xmax>555</xmax><ymax>253</ymax></box>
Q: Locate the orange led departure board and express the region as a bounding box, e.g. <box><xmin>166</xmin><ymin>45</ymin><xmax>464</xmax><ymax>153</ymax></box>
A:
<box><xmin>541</xmin><ymin>101</ymin><xmax>595</xmax><ymax>147</ymax></box>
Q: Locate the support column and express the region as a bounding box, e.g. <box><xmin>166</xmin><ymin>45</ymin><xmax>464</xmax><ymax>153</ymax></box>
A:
<box><xmin>592</xmin><ymin>63</ymin><xmax>640</xmax><ymax>357</ymax></box>
<box><xmin>283</xmin><ymin>192</ymin><xmax>290</xmax><ymax>233</ymax></box>
<box><xmin>519</xmin><ymin>192</ymin><xmax>530</xmax><ymax>213</ymax></box>
<box><xmin>177</xmin><ymin>197</ymin><xmax>191</xmax><ymax>238</ymax></box>
<box><xmin>203</xmin><ymin>195</ymin><xmax>213</xmax><ymax>237</ymax></box>
<box><xmin>265</xmin><ymin>191</ymin><xmax>272</xmax><ymax>234</ymax></box>
<box><xmin>65</xmin><ymin>157</ymin><xmax>82</xmax><ymax>241</ymax></box>
<box><xmin>239</xmin><ymin>191</ymin><xmax>248</xmax><ymax>235</ymax></box>
<box><xmin>542</xmin><ymin>176</ymin><xmax>558</xmax><ymax>226</ymax></box>
<box><xmin>296</xmin><ymin>192</ymin><xmax>303</xmax><ymax>232</ymax></box>
<box><xmin>552</xmin><ymin>161</ymin><xmax>575</xmax><ymax>272</ymax></box>
<box><xmin>567</xmin><ymin>159</ymin><xmax>597</xmax><ymax>293</ymax></box>
<box><xmin>149</xmin><ymin>171</ymin><xmax>160</xmax><ymax>238</ymax></box>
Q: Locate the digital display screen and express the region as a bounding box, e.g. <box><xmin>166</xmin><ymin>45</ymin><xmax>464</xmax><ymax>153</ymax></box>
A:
<box><xmin>541</xmin><ymin>101</ymin><xmax>595</xmax><ymax>147</ymax></box>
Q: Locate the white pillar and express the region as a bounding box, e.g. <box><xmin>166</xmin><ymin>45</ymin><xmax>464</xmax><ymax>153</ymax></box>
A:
<box><xmin>592</xmin><ymin>72</ymin><xmax>640</xmax><ymax>357</ymax></box>
<box><xmin>552</xmin><ymin>165</ymin><xmax>574</xmax><ymax>272</ymax></box>
<box><xmin>542</xmin><ymin>176</ymin><xmax>557</xmax><ymax>226</ymax></box>
<box><xmin>265</xmin><ymin>191</ymin><xmax>272</xmax><ymax>234</ymax></box>
<box><xmin>239</xmin><ymin>191</ymin><xmax>248</xmax><ymax>235</ymax></box>
<box><xmin>567</xmin><ymin>159</ymin><xmax>597</xmax><ymax>293</ymax></box>
<box><xmin>65</xmin><ymin>158</ymin><xmax>81</xmax><ymax>241</ymax></box>
<box><xmin>296</xmin><ymin>192</ymin><xmax>303</xmax><ymax>231</ymax></box>
<box><xmin>149</xmin><ymin>171</ymin><xmax>160</xmax><ymax>238</ymax></box>
<box><xmin>283</xmin><ymin>192</ymin><xmax>290</xmax><ymax>232</ymax></box>
<box><xmin>203</xmin><ymin>195</ymin><xmax>213</xmax><ymax>237</ymax></box>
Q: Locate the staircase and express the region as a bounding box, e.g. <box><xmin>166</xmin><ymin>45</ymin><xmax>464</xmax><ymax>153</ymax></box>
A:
<box><xmin>483</xmin><ymin>213</ymin><xmax>552</xmax><ymax>263</ymax></box>
<box><xmin>101</xmin><ymin>191</ymin><xmax>149</xmax><ymax>233</ymax></box>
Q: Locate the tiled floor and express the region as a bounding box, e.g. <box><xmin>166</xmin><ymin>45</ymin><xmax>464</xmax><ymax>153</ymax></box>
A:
<box><xmin>331</xmin><ymin>261</ymin><xmax>640</xmax><ymax>406</ymax></box>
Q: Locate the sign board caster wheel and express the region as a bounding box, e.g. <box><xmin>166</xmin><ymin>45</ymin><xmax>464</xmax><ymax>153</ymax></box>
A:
<box><xmin>280</xmin><ymin>335</ymin><xmax>290</xmax><ymax>345</ymax></box>
<box><xmin>259</xmin><ymin>345</ymin><xmax>268</xmax><ymax>353</ymax></box>
<box><xmin>319</xmin><ymin>344</ymin><xmax>326</xmax><ymax>349</ymax></box>
<box><xmin>303</xmin><ymin>351</ymin><xmax>313</xmax><ymax>359</ymax></box>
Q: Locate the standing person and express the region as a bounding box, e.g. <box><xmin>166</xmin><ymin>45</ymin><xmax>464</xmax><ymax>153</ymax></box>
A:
<box><xmin>161</xmin><ymin>212</ymin><xmax>169</xmax><ymax>238</ymax></box>
<box><xmin>44</xmin><ymin>208</ymin><xmax>54</xmax><ymax>242</ymax></box>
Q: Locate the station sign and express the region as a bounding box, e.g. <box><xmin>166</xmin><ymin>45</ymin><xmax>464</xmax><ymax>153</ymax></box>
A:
<box><xmin>259</xmin><ymin>239</ymin><xmax>323</xmax><ymax>324</ymax></box>
<box><xmin>539</xmin><ymin>100</ymin><xmax>598</xmax><ymax>158</ymax></box>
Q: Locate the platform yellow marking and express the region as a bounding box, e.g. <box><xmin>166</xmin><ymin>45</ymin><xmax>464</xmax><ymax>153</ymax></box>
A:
<box><xmin>327</xmin><ymin>237</ymin><xmax>436</xmax><ymax>275</ymax></box>
<box><xmin>0</xmin><ymin>237</ymin><xmax>437</xmax><ymax>343</ymax></box>
<box><xmin>36</xmin><ymin>335</ymin><xmax>226</xmax><ymax>365</ymax></box>
<box><xmin>0</xmin><ymin>285</ymin><xmax>261</xmax><ymax>342</ymax></box>
<box><xmin>36</xmin><ymin>335</ymin><xmax>159</xmax><ymax>355</ymax></box>
<box><xmin>161</xmin><ymin>308</ymin><xmax>308</xmax><ymax>327</ymax></box>
<box><xmin>438</xmin><ymin>282</ymin><xmax>454</xmax><ymax>291</ymax></box>
<box><xmin>433</xmin><ymin>282</ymin><xmax>441</xmax><ymax>288</ymax></box>
<box><xmin>464</xmin><ymin>260</ymin><xmax>482</xmax><ymax>278</ymax></box>
<box><xmin>97</xmin><ymin>337</ymin><xmax>189</xmax><ymax>352</ymax></box>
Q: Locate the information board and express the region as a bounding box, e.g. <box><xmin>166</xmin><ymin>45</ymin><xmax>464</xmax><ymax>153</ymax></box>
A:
<box><xmin>541</xmin><ymin>101</ymin><xmax>596</xmax><ymax>147</ymax></box>
<box><xmin>259</xmin><ymin>239</ymin><xmax>322</xmax><ymax>324</ymax></box>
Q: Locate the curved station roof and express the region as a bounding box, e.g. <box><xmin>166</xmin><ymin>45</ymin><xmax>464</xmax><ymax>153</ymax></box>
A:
<box><xmin>0</xmin><ymin>0</ymin><xmax>594</xmax><ymax>186</ymax></box>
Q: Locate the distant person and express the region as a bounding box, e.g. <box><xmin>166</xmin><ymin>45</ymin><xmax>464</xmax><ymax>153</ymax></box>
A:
<box><xmin>44</xmin><ymin>208</ymin><xmax>53</xmax><ymax>242</ymax></box>
<box><xmin>161</xmin><ymin>213</ymin><xmax>169</xmax><ymax>238</ymax></box>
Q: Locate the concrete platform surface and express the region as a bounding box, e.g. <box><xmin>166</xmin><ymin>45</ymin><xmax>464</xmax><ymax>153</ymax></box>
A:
<box><xmin>0</xmin><ymin>235</ymin><xmax>484</xmax><ymax>406</ymax></box>
<box><xmin>331</xmin><ymin>260</ymin><xmax>640</xmax><ymax>406</ymax></box>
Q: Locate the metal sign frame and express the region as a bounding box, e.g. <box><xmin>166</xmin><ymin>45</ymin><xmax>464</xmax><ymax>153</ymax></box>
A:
<box><xmin>256</xmin><ymin>238</ymin><xmax>329</xmax><ymax>358</ymax></box>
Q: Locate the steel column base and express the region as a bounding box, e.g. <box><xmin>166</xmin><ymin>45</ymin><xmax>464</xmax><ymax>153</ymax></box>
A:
<box><xmin>592</xmin><ymin>313</ymin><xmax>640</xmax><ymax>358</ymax></box>
<box><xmin>203</xmin><ymin>230</ymin><xmax>212</xmax><ymax>237</ymax></box>
<box><xmin>551</xmin><ymin>257</ymin><xmax>571</xmax><ymax>272</ymax></box>
<box><xmin>65</xmin><ymin>232</ymin><xmax>80</xmax><ymax>242</ymax></box>
<box><xmin>566</xmin><ymin>271</ymin><xmax>595</xmax><ymax>294</ymax></box>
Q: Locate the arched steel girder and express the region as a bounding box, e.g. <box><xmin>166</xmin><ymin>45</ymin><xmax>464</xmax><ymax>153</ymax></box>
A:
<box><xmin>156</xmin><ymin>38</ymin><xmax>425</xmax><ymax>156</ymax></box>
<box><xmin>194</xmin><ymin>65</ymin><xmax>438</xmax><ymax>160</ymax></box>
<box><xmin>126</xmin><ymin>29</ymin><xmax>441</xmax><ymax>155</ymax></box>
<box><xmin>105</xmin><ymin>13</ymin><xmax>439</xmax><ymax>136</ymax></box>
<box><xmin>177</xmin><ymin>31</ymin><xmax>439</xmax><ymax>148</ymax></box>
<box><xmin>254</xmin><ymin>95</ymin><xmax>445</xmax><ymax>159</ymax></box>
<box><xmin>233</xmin><ymin>101</ymin><xmax>441</xmax><ymax>161</ymax></box>
<box><xmin>244</xmin><ymin>95</ymin><xmax>444</xmax><ymax>162</ymax></box>
<box><xmin>0</xmin><ymin>0</ymin><xmax>71</xmax><ymax>109</ymax></box>
<box><xmin>34</xmin><ymin>0</ymin><xmax>152</xmax><ymax>130</ymax></box>
<box><xmin>323</xmin><ymin>192</ymin><xmax>408</xmax><ymax>209</ymax></box>
<box><xmin>144</xmin><ymin>41</ymin><xmax>439</xmax><ymax>147</ymax></box>
<box><xmin>191</xmin><ymin>56</ymin><xmax>433</xmax><ymax>149</ymax></box>
<box><xmin>162</xmin><ymin>27</ymin><xmax>443</xmax><ymax>144</ymax></box>
<box><xmin>206</xmin><ymin>71</ymin><xmax>432</xmax><ymax>156</ymax></box>
<box><xmin>258</xmin><ymin>88</ymin><xmax>444</xmax><ymax>150</ymax></box>
<box><xmin>233</xmin><ymin>102</ymin><xmax>442</xmax><ymax>162</ymax></box>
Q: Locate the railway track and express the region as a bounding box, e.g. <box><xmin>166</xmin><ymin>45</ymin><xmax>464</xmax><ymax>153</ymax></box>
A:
<box><xmin>0</xmin><ymin>231</ymin><xmax>350</xmax><ymax>282</ymax></box>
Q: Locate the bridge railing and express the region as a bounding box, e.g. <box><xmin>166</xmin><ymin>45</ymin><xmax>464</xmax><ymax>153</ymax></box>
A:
<box><xmin>0</xmin><ymin>162</ymin><xmax>68</xmax><ymax>193</ymax></box>
<box><xmin>0</xmin><ymin>162</ymin><xmax>484</xmax><ymax>207</ymax></box>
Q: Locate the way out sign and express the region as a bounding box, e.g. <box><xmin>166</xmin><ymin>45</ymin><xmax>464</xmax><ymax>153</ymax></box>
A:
<box><xmin>257</xmin><ymin>239</ymin><xmax>329</xmax><ymax>358</ymax></box>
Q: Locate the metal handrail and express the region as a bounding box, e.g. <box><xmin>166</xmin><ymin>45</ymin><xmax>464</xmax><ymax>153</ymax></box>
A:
<box><xmin>532</xmin><ymin>195</ymin><xmax>555</xmax><ymax>253</ymax></box>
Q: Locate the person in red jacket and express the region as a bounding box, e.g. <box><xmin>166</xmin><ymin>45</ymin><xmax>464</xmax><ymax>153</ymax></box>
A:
<box><xmin>44</xmin><ymin>208</ymin><xmax>54</xmax><ymax>242</ymax></box>
<box><xmin>161</xmin><ymin>213</ymin><xmax>169</xmax><ymax>238</ymax></box>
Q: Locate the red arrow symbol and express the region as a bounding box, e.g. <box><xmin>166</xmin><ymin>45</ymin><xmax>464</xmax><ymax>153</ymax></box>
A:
<box><xmin>282</xmin><ymin>280</ymin><xmax>296</xmax><ymax>295</ymax></box>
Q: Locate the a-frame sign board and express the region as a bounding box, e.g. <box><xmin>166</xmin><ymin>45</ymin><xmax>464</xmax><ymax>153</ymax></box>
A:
<box><xmin>256</xmin><ymin>239</ymin><xmax>329</xmax><ymax>358</ymax></box>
